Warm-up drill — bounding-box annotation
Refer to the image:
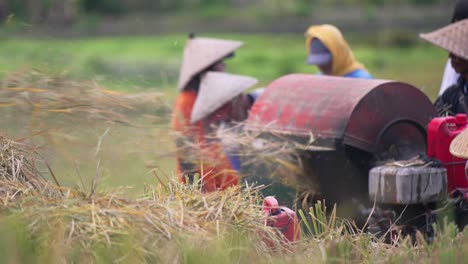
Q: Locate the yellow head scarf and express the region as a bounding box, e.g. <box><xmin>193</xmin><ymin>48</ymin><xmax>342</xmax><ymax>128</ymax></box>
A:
<box><xmin>305</xmin><ymin>24</ymin><xmax>366</xmax><ymax>76</ymax></box>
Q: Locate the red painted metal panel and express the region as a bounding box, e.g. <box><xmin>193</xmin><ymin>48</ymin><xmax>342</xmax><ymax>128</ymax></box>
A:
<box><xmin>343</xmin><ymin>82</ymin><xmax>436</xmax><ymax>152</ymax></box>
<box><xmin>427</xmin><ymin>115</ymin><xmax>468</xmax><ymax>192</ymax></box>
<box><xmin>247</xmin><ymin>74</ymin><xmax>437</xmax><ymax>153</ymax></box>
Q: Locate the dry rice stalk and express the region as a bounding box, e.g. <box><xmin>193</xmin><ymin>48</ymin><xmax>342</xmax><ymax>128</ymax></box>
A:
<box><xmin>188</xmin><ymin>122</ymin><xmax>320</xmax><ymax>195</ymax></box>
<box><xmin>0</xmin><ymin>69</ymin><xmax>170</xmax><ymax>130</ymax></box>
<box><xmin>0</xmin><ymin>135</ymin><xmax>61</xmax><ymax>199</ymax></box>
<box><xmin>0</xmin><ymin>135</ymin><xmax>284</xmax><ymax>257</ymax></box>
<box><xmin>0</xmin><ymin>70</ymin><xmax>172</xmax><ymax>170</ymax></box>
<box><xmin>2</xmin><ymin>176</ymin><xmax>284</xmax><ymax>259</ymax></box>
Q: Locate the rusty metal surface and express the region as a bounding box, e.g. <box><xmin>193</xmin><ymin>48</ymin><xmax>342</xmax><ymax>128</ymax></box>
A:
<box><xmin>246</xmin><ymin>74</ymin><xmax>437</xmax><ymax>154</ymax></box>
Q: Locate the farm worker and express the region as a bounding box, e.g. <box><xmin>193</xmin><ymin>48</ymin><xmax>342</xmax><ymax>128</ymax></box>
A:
<box><xmin>438</xmin><ymin>0</ymin><xmax>468</xmax><ymax>96</ymax></box>
<box><xmin>421</xmin><ymin>19</ymin><xmax>468</xmax><ymax>115</ymax></box>
<box><xmin>171</xmin><ymin>34</ymin><xmax>250</xmax><ymax>191</ymax></box>
<box><xmin>304</xmin><ymin>24</ymin><xmax>373</xmax><ymax>79</ymax></box>
<box><xmin>189</xmin><ymin>72</ymin><xmax>257</xmax><ymax>191</ymax></box>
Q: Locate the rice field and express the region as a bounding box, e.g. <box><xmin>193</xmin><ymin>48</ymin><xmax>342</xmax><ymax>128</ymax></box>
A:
<box><xmin>0</xmin><ymin>34</ymin><xmax>461</xmax><ymax>262</ymax></box>
<box><xmin>0</xmin><ymin>33</ymin><xmax>447</xmax><ymax>98</ymax></box>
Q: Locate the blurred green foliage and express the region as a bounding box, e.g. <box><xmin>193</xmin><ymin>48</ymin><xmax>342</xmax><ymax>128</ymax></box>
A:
<box><xmin>0</xmin><ymin>0</ymin><xmax>447</xmax><ymax>23</ymax></box>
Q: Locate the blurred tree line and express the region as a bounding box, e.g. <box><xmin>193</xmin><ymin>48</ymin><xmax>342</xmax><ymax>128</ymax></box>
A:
<box><xmin>0</xmin><ymin>0</ymin><xmax>445</xmax><ymax>24</ymax></box>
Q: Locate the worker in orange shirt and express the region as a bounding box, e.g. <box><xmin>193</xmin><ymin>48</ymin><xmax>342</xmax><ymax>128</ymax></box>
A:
<box><xmin>171</xmin><ymin>34</ymin><xmax>257</xmax><ymax>192</ymax></box>
<box><xmin>189</xmin><ymin>71</ymin><xmax>257</xmax><ymax>191</ymax></box>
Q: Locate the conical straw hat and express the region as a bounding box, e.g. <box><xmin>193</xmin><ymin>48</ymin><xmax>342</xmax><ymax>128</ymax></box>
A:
<box><xmin>190</xmin><ymin>72</ymin><xmax>258</xmax><ymax>124</ymax></box>
<box><xmin>420</xmin><ymin>19</ymin><xmax>468</xmax><ymax>60</ymax></box>
<box><xmin>450</xmin><ymin>128</ymin><xmax>468</xmax><ymax>159</ymax></box>
<box><xmin>177</xmin><ymin>37</ymin><xmax>243</xmax><ymax>90</ymax></box>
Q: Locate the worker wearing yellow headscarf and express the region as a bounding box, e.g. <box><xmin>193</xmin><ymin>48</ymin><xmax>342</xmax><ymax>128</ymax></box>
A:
<box><xmin>305</xmin><ymin>24</ymin><xmax>372</xmax><ymax>79</ymax></box>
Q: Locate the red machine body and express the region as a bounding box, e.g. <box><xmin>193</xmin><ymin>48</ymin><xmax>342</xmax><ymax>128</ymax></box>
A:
<box><xmin>245</xmin><ymin>74</ymin><xmax>468</xmax><ymax>235</ymax></box>
<box><xmin>247</xmin><ymin>74</ymin><xmax>437</xmax><ymax>205</ymax></box>
<box><xmin>263</xmin><ymin>196</ymin><xmax>300</xmax><ymax>243</ymax></box>
<box><xmin>427</xmin><ymin>114</ymin><xmax>468</xmax><ymax>193</ymax></box>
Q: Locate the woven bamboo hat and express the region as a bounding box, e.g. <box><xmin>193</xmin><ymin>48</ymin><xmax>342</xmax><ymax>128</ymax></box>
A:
<box><xmin>450</xmin><ymin>129</ymin><xmax>468</xmax><ymax>159</ymax></box>
<box><xmin>190</xmin><ymin>72</ymin><xmax>257</xmax><ymax>124</ymax></box>
<box><xmin>177</xmin><ymin>36</ymin><xmax>243</xmax><ymax>91</ymax></box>
<box><xmin>420</xmin><ymin>19</ymin><xmax>468</xmax><ymax>60</ymax></box>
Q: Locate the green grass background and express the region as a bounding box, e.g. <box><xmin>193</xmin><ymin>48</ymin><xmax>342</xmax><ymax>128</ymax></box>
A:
<box><xmin>0</xmin><ymin>33</ymin><xmax>447</xmax><ymax>98</ymax></box>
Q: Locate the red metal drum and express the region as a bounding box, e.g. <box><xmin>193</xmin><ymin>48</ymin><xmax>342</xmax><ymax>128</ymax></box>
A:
<box><xmin>247</xmin><ymin>74</ymin><xmax>436</xmax><ymax>157</ymax></box>
<box><xmin>245</xmin><ymin>74</ymin><xmax>437</xmax><ymax>207</ymax></box>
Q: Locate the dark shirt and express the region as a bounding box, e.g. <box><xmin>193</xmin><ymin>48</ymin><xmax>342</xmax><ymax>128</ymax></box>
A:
<box><xmin>434</xmin><ymin>77</ymin><xmax>468</xmax><ymax>115</ymax></box>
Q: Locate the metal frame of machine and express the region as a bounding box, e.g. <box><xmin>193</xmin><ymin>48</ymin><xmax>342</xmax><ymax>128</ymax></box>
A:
<box><xmin>245</xmin><ymin>74</ymin><xmax>468</xmax><ymax>239</ymax></box>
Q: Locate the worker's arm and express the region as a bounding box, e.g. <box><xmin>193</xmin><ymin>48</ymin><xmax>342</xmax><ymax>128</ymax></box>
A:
<box><xmin>434</xmin><ymin>84</ymin><xmax>460</xmax><ymax>115</ymax></box>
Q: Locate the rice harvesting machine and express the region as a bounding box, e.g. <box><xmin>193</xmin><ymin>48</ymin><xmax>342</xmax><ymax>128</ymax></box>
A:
<box><xmin>245</xmin><ymin>74</ymin><xmax>468</xmax><ymax>238</ymax></box>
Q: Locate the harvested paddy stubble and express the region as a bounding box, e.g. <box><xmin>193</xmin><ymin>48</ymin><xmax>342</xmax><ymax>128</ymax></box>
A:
<box><xmin>0</xmin><ymin>137</ymin><xmax>281</xmax><ymax>261</ymax></box>
<box><xmin>0</xmin><ymin>136</ymin><xmax>61</xmax><ymax>198</ymax></box>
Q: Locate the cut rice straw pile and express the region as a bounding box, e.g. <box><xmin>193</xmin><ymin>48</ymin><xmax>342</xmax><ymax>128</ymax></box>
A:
<box><xmin>0</xmin><ymin>134</ymin><xmax>285</xmax><ymax>261</ymax></box>
<box><xmin>0</xmin><ymin>135</ymin><xmax>62</xmax><ymax>199</ymax></box>
<box><xmin>208</xmin><ymin>122</ymin><xmax>320</xmax><ymax>194</ymax></box>
<box><xmin>3</xmin><ymin>178</ymin><xmax>283</xmax><ymax>261</ymax></box>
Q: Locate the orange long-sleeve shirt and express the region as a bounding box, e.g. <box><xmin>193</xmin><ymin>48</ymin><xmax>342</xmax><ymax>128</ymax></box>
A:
<box><xmin>171</xmin><ymin>89</ymin><xmax>239</xmax><ymax>192</ymax></box>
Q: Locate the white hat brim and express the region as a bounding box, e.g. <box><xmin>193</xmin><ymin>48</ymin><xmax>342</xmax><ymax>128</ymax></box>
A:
<box><xmin>177</xmin><ymin>37</ymin><xmax>243</xmax><ymax>90</ymax></box>
<box><xmin>190</xmin><ymin>72</ymin><xmax>258</xmax><ymax>124</ymax></box>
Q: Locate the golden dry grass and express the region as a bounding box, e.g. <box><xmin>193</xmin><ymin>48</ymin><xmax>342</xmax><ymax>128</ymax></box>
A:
<box><xmin>0</xmin><ymin>137</ymin><xmax>286</xmax><ymax>262</ymax></box>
